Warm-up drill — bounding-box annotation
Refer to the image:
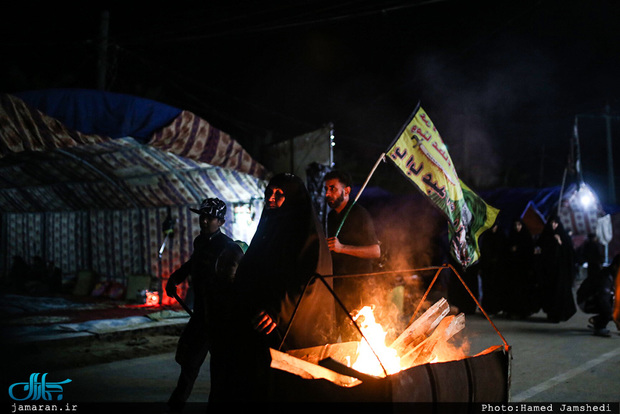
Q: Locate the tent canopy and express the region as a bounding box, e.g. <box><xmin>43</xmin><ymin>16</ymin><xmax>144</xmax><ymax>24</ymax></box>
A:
<box><xmin>0</xmin><ymin>89</ymin><xmax>268</xmax><ymax>213</ymax></box>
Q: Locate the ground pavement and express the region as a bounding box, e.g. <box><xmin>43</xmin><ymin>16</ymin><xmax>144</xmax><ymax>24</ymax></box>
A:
<box><xmin>4</xmin><ymin>308</ymin><xmax>619</xmax><ymax>408</ymax></box>
<box><xmin>2</xmin><ymin>293</ymin><xmax>619</xmax><ymax>412</ymax></box>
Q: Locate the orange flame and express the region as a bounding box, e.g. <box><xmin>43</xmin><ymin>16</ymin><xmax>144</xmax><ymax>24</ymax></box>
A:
<box><xmin>350</xmin><ymin>305</ymin><xmax>468</xmax><ymax>377</ymax></box>
<box><xmin>351</xmin><ymin>306</ymin><xmax>401</xmax><ymax>377</ymax></box>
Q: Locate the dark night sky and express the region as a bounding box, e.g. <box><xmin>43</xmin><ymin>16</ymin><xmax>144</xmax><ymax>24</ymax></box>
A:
<box><xmin>2</xmin><ymin>1</ymin><xmax>620</xmax><ymax>201</ymax></box>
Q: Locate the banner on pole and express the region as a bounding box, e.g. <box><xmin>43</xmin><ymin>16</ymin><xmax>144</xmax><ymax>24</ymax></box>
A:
<box><xmin>385</xmin><ymin>104</ymin><xmax>499</xmax><ymax>267</ymax></box>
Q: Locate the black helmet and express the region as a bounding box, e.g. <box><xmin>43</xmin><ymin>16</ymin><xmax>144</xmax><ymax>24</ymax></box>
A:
<box><xmin>190</xmin><ymin>198</ymin><xmax>227</xmax><ymax>219</ymax></box>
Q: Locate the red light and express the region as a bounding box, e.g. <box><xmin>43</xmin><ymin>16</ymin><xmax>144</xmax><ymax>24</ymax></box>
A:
<box><xmin>146</xmin><ymin>290</ymin><xmax>159</xmax><ymax>306</ymax></box>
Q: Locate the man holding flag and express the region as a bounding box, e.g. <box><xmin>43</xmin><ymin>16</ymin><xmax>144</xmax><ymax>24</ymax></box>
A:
<box><xmin>333</xmin><ymin>103</ymin><xmax>497</xmax><ymax>270</ymax></box>
<box><xmin>324</xmin><ymin>170</ymin><xmax>381</xmax><ymax>275</ymax></box>
<box><xmin>324</xmin><ymin>169</ymin><xmax>381</xmax><ymax>339</ymax></box>
<box><xmin>324</xmin><ymin>103</ymin><xmax>498</xmax><ymax>328</ymax></box>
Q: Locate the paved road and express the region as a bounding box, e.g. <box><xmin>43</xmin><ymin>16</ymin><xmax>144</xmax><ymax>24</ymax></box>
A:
<box><xmin>5</xmin><ymin>307</ymin><xmax>619</xmax><ymax>411</ymax></box>
<box><xmin>464</xmin><ymin>309</ymin><xmax>619</xmax><ymax>403</ymax></box>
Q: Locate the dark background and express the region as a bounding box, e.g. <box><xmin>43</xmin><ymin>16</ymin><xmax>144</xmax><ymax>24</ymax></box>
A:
<box><xmin>2</xmin><ymin>1</ymin><xmax>619</xmax><ymax>202</ymax></box>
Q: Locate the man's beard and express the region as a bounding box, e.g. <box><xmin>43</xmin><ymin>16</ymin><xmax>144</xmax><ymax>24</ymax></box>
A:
<box><xmin>327</xmin><ymin>192</ymin><xmax>345</xmax><ymax>210</ymax></box>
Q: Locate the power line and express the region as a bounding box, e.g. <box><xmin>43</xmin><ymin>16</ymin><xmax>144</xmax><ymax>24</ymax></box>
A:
<box><xmin>107</xmin><ymin>0</ymin><xmax>447</xmax><ymax>46</ymax></box>
<box><xmin>114</xmin><ymin>45</ymin><xmax>318</xmax><ymax>137</ymax></box>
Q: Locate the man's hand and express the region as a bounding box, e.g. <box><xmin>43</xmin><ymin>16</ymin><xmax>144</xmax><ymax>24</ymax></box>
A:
<box><xmin>252</xmin><ymin>310</ymin><xmax>277</xmax><ymax>335</ymax></box>
<box><xmin>327</xmin><ymin>237</ymin><xmax>381</xmax><ymax>259</ymax></box>
<box><xmin>327</xmin><ymin>237</ymin><xmax>343</xmax><ymax>253</ymax></box>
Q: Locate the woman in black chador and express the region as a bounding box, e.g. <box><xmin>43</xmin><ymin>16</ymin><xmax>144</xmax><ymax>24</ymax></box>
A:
<box><xmin>214</xmin><ymin>173</ymin><xmax>335</xmax><ymax>403</ymax></box>
<box><xmin>537</xmin><ymin>215</ymin><xmax>577</xmax><ymax>322</ymax></box>
<box><xmin>504</xmin><ymin>219</ymin><xmax>538</xmax><ymax>319</ymax></box>
<box><xmin>479</xmin><ymin>223</ymin><xmax>508</xmax><ymax>315</ymax></box>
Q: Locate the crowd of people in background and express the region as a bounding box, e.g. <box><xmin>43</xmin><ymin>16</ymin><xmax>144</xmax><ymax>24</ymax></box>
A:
<box><xmin>471</xmin><ymin>214</ymin><xmax>620</xmax><ymax>338</ymax></box>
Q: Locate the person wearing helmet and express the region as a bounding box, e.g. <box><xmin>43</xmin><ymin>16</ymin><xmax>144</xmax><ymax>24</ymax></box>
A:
<box><xmin>165</xmin><ymin>197</ymin><xmax>244</xmax><ymax>413</ymax></box>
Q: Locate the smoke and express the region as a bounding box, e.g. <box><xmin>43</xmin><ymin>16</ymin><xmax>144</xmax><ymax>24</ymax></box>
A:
<box><xmin>345</xmin><ymin>192</ymin><xmax>448</xmax><ymax>336</ymax></box>
<box><xmin>403</xmin><ymin>37</ymin><xmax>561</xmax><ymax>188</ymax></box>
<box><xmin>370</xmin><ymin>194</ymin><xmax>445</xmax><ymax>271</ymax></box>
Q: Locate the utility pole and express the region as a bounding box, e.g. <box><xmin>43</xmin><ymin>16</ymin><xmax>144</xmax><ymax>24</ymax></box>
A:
<box><xmin>604</xmin><ymin>105</ymin><xmax>616</xmax><ymax>204</ymax></box>
<box><xmin>539</xmin><ymin>144</ymin><xmax>545</xmax><ymax>188</ymax></box>
<box><xmin>97</xmin><ymin>10</ymin><xmax>110</xmax><ymax>90</ymax></box>
<box><xmin>575</xmin><ymin>106</ymin><xmax>618</xmax><ymax>204</ymax></box>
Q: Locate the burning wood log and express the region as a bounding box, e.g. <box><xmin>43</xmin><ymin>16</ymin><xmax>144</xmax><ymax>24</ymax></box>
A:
<box><xmin>319</xmin><ymin>357</ymin><xmax>383</xmax><ymax>383</ymax></box>
<box><xmin>285</xmin><ymin>341</ymin><xmax>359</xmax><ymax>367</ymax></box>
<box><xmin>399</xmin><ymin>313</ymin><xmax>466</xmax><ymax>369</ymax></box>
<box><xmin>388</xmin><ymin>297</ymin><xmax>450</xmax><ymax>356</ymax></box>
<box><xmin>267</xmin><ymin>266</ymin><xmax>511</xmax><ymax>402</ymax></box>
<box><xmin>270</xmin><ymin>348</ymin><xmax>362</xmax><ymax>387</ymax></box>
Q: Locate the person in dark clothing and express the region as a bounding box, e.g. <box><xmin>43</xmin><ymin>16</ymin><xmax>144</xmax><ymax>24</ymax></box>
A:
<box><xmin>237</xmin><ymin>173</ymin><xmax>335</xmax><ymax>349</ymax></box>
<box><xmin>580</xmin><ymin>233</ymin><xmax>603</xmax><ymax>281</ymax></box>
<box><xmin>222</xmin><ymin>173</ymin><xmax>335</xmax><ymax>403</ymax></box>
<box><xmin>324</xmin><ymin>170</ymin><xmax>380</xmax><ymax>336</ymax></box>
<box><xmin>504</xmin><ymin>219</ymin><xmax>538</xmax><ymax>319</ymax></box>
<box><xmin>479</xmin><ymin>223</ymin><xmax>508</xmax><ymax>315</ymax></box>
<box><xmin>577</xmin><ymin>254</ymin><xmax>619</xmax><ymax>337</ymax></box>
<box><xmin>206</xmin><ymin>239</ymin><xmax>246</xmax><ymax>404</ymax></box>
<box><xmin>164</xmin><ymin>198</ymin><xmax>243</xmax><ymax>413</ymax></box>
<box><xmin>537</xmin><ymin>215</ymin><xmax>577</xmax><ymax>322</ymax></box>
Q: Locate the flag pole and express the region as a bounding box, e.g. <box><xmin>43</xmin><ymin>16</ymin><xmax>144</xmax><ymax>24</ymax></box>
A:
<box><xmin>335</xmin><ymin>152</ymin><xmax>386</xmax><ymax>237</ymax></box>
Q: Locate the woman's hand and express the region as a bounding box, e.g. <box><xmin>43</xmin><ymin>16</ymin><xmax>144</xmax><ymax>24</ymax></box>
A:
<box><xmin>252</xmin><ymin>310</ymin><xmax>277</xmax><ymax>335</ymax></box>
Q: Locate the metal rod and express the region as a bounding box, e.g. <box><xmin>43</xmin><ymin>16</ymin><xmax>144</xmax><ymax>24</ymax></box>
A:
<box><xmin>158</xmin><ymin>233</ymin><xmax>170</xmax><ymax>259</ymax></box>
<box><xmin>173</xmin><ymin>292</ymin><xmax>193</xmax><ymax>316</ymax></box>
<box><xmin>314</xmin><ymin>274</ymin><xmax>389</xmax><ymax>377</ymax></box>
<box><xmin>408</xmin><ymin>266</ymin><xmax>444</xmax><ymax>325</ymax></box>
<box><xmin>326</xmin><ymin>267</ymin><xmax>444</xmax><ymax>280</ymax></box>
<box><xmin>278</xmin><ymin>276</ymin><xmax>313</xmax><ymax>351</ymax></box>
<box><xmin>447</xmin><ymin>263</ymin><xmax>509</xmax><ymax>351</ymax></box>
<box><xmin>282</xmin><ymin>267</ymin><xmax>444</xmax><ymax>352</ymax></box>
<box><xmin>281</xmin><ymin>263</ymin><xmax>511</xmax><ymax>378</ymax></box>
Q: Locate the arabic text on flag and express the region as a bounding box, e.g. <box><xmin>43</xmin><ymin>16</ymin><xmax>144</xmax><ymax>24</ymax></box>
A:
<box><xmin>385</xmin><ymin>105</ymin><xmax>498</xmax><ymax>267</ymax></box>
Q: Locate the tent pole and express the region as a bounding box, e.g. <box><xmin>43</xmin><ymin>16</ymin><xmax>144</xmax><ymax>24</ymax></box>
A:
<box><xmin>56</xmin><ymin>149</ymin><xmax>140</xmax><ymax>209</ymax></box>
<box><xmin>557</xmin><ymin>167</ymin><xmax>567</xmax><ymax>217</ymax></box>
<box><xmin>139</xmin><ymin>144</ymin><xmax>204</xmax><ymax>204</ymax></box>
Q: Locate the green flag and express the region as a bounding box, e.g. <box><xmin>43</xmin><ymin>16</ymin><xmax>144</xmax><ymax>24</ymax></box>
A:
<box><xmin>386</xmin><ymin>104</ymin><xmax>499</xmax><ymax>267</ymax></box>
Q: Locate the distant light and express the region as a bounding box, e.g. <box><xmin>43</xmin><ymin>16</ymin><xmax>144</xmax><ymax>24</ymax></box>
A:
<box><xmin>233</xmin><ymin>203</ymin><xmax>260</xmax><ymax>242</ymax></box>
<box><xmin>577</xmin><ymin>184</ymin><xmax>596</xmax><ymax>209</ymax></box>
<box><xmin>580</xmin><ymin>192</ymin><xmax>593</xmax><ymax>208</ymax></box>
<box><xmin>146</xmin><ymin>290</ymin><xmax>159</xmax><ymax>306</ymax></box>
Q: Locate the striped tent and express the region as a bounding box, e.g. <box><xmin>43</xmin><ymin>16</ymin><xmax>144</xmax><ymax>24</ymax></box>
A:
<box><xmin>0</xmin><ymin>90</ymin><xmax>268</xmax><ymax>303</ymax></box>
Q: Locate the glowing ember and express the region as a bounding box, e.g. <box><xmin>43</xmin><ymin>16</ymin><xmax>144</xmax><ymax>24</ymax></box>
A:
<box><xmin>351</xmin><ymin>306</ymin><xmax>401</xmax><ymax>377</ymax></box>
